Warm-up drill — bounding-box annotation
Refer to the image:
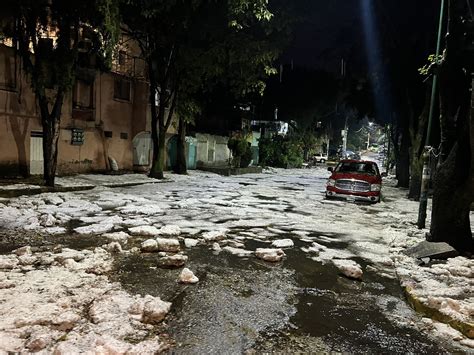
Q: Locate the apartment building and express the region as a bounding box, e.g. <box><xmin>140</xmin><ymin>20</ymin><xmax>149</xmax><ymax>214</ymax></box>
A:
<box><xmin>0</xmin><ymin>34</ymin><xmax>159</xmax><ymax>176</ymax></box>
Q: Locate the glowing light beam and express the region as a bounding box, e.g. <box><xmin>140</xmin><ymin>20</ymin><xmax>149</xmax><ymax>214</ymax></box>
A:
<box><xmin>360</xmin><ymin>0</ymin><xmax>393</xmax><ymax>121</ymax></box>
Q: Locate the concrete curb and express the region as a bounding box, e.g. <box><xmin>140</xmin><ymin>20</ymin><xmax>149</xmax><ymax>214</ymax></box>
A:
<box><xmin>197</xmin><ymin>166</ymin><xmax>263</xmax><ymax>176</ymax></box>
<box><xmin>404</xmin><ymin>285</ymin><xmax>474</xmax><ymax>339</ymax></box>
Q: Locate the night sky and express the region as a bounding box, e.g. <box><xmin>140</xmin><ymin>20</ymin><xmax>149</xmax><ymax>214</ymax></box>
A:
<box><xmin>268</xmin><ymin>0</ymin><xmax>443</xmax><ymax>125</ymax></box>
<box><xmin>282</xmin><ymin>0</ymin><xmax>441</xmax><ymax>74</ymax></box>
<box><xmin>282</xmin><ymin>1</ymin><xmax>361</xmax><ymax>72</ymax></box>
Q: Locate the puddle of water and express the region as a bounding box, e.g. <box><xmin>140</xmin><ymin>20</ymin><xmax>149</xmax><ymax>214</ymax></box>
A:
<box><xmin>0</xmin><ymin>228</ymin><xmax>109</xmax><ymax>255</ymax></box>
<box><xmin>254</xmin><ymin>194</ymin><xmax>276</xmax><ymax>201</ymax></box>
<box><xmin>279</xmin><ymin>186</ymin><xmax>304</xmax><ymax>191</ymax></box>
<box><xmin>269</xmin><ymin>244</ymin><xmax>453</xmax><ymax>353</ymax></box>
<box><xmin>66</xmin><ymin>219</ymin><xmax>83</xmax><ymax>233</ymax></box>
<box><xmin>214</xmin><ymin>217</ymin><xmax>241</xmax><ymax>224</ymax></box>
<box><xmin>360</xmin><ymin>209</ymin><xmax>381</xmax><ymax>215</ymax></box>
<box><xmin>51</xmin><ymin>233</ymin><xmax>109</xmax><ymax>250</ymax></box>
<box><xmin>113</xmin><ymin>253</ymin><xmax>183</xmax><ymax>301</ymax></box>
<box><xmin>114</xmin><ymin>245</ymin><xmax>296</xmax><ymax>354</ymax></box>
<box><xmin>59</xmin><ymin>226</ymin><xmax>453</xmax><ymax>354</ymax></box>
<box><xmin>0</xmin><ymin>244</ymin><xmax>19</xmax><ymax>254</ymax></box>
<box><xmin>284</xmin><ymin>206</ymin><xmax>313</xmax><ymax>216</ymax></box>
<box><xmin>238</xmin><ymin>182</ymin><xmax>257</xmax><ymax>186</ymax></box>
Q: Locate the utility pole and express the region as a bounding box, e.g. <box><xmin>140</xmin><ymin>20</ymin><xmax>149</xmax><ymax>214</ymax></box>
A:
<box><xmin>341</xmin><ymin>58</ymin><xmax>346</xmax><ymax>77</ymax></box>
<box><xmin>342</xmin><ymin>117</ymin><xmax>348</xmax><ymax>153</ymax></box>
<box><xmin>385</xmin><ymin>124</ymin><xmax>391</xmax><ymax>173</ymax></box>
<box><xmin>337</xmin><ymin>60</ymin><xmax>348</xmax><ymax>156</ymax></box>
<box><xmin>417</xmin><ymin>0</ymin><xmax>445</xmax><ymax>229</ymax></box>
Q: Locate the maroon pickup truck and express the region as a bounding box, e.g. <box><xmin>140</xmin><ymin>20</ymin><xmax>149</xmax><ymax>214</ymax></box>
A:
<box><xmin>326</xmin><ymin>160</ymin><xmax>383</xmax><ymax>203</ymax></box>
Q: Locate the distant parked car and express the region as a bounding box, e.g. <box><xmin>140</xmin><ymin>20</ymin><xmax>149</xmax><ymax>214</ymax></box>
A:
<box><xmin>341</xmin><ymin>150</ymin><xmax>360</xmax><ymax>160</ymax></box>
<box><xmin>326</xmin><ymin>160</ymin><xmax>383</xmax><ymax>203</ymax></box>
<box><xmin>368</xmin><ymin>144</ymin><xmax>379</xmax><ymax>152</ymax></box>
<box><xmin>313</xmin><ymin>152</ymin><xmax>328</xmax><ymax>163</ymax></box>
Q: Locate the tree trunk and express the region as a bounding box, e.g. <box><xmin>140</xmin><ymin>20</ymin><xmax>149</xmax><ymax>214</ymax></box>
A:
<box><xmin>149</xmin><ymin>110</ymin><xmax>164</xmax><ymax>179</ymax></box>
<box><xmin>43</xmin><ymin>119</ymin><xmax>61</xmax><ymax>186</ymax></box>
<box><xmin>408</xmin><ymin>88</ymin><xmax>430</xmax><ymax>200</ymax></box>
<box><xmin>149</xmin><ymin>128</ymin><xmax>166</xmax><ymax>179</ymax></box>
<box><xmin>396</xmin><ymin>126</ymin><xmax>410</xmax><ymax>188</ymax></box>
<box><xmin>174</xmin><ymin>117</ymin><xmax>187</xmax><ymax>174</ymax></box>
<box><xmin>384</xmin><ymin>125</ymin><xmax>391</xmax><ymax>172</ymax></box>
<box><xmin>149</xmin><ymin>106</ymin><xmax>159</xmax><ymax>178</ymax></box>
<box><xmin>149</xmin><ymin>96</ymin><xmax>178</xmax><ymax>179</ymax></box>
<box><xmin>148</xmin><ymin>68</ymin><xmax>169</xmax><ymax>180</ymax></box>
<box><xmin>148</xmin><ymin>56</ymin><xmax>178</xmax><ymax>180</ymax></box>
<box><xmin>149</xmin><ymin>98</ymin><xmax>166</xmax><ymax>179</ymax></box>
<box><xmin>392</xmin><ymin>125</ymin><xmax>401</xmax><ymax>176</ymax></box>
<box><xmin>429</xmin><ymin>143</ymin><xmax>473</xmax><ymax>251</ymax></box>
<box><xmin>9</xmin><ymin>116</ymin><xmax>29</xmax><ymax>177</ymax></box>
<box><xmin>38</xmin><ymin>91</ymin><xmax>64</xmax><ymax>187</ymax></box>
<box><xmin>408</xmin><ymin>155</ymin><xmax>422</xmax><ymax>200</ymax></box>
<box><xmin>147</xmin><ymin>60</ymin><xmax>162</xmax><ymax>179</ymax></box>
<box><xmin>429</xmin><ymin>0</ymin><xmax>474</xmax><ymax>253</ymax></box>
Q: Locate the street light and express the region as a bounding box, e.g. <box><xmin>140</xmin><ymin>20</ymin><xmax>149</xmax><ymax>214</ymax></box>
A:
<box><xmin>367</xmin><ymin>121</ymin><xmax>374</xmax><ymax>150</ymax></box>
<box><xmin>342</xmin><ymin>117</ymin><xmax>348</xmax><ymax>153</ymax></box>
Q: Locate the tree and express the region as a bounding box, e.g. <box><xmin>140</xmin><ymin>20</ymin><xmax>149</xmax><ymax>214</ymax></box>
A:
<box><xmin>121</xmin><ymin>0</ymin><xmax>186</xmax><ymax>179</ymax></box>
<box><xmin>261</xmin><ymin>67</ymin><xmax>340</xmax><ymax>156</ymax></box>
<box><xmin>407</xmin><ymin>85</ymin><xmax>431</xmax><ymax>199</ymax></box>
<box><xmin>428</xmin><ymin>0</ymin><xmax>474</xmax><ymax>252</ymax></box>
<box><xmin>1</xmin><ymin>0</ymin><xmax>119</xmax><ymax>186</ymax></box>
<box><xmin>123</xmin><ymin>0</ymin><xmax>285</xmax><ymax>178</ymax></box>
<box><xmin>173</xmin><ymin>0</ymin><xmax>293</xmax><ymax>175</ymax></box>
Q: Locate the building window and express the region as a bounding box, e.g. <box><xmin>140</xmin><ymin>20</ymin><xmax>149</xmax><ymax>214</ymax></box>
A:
<box><xmin>104</xmin><ymin>131</ymin><xmax>113</xmax><ymax>138</ymax></box>
<box><xmin>120</xmin><ymin>132</ymin><xmax>128</xmax><ymax>140</ymax></box>
<box><xmin>73</xmin><ymin>80</ymin><xmax>93</xmax><ymax>109</ymax></box>
<box><xmin>114</xmin><ymin>76</ymin><xmax>131</xmax><ymax>101</ymax></box>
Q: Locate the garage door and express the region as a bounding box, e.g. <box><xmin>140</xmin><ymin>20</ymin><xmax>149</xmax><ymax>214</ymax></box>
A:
<box><xmin>133</xmin><ymin>132</ymin><xmax>152</xmax><ymax>166</ymax></box>
<box><xmin>30</xmin><ymin>131</ymin><xmax>44</xmax><ymax>175</ymax></box>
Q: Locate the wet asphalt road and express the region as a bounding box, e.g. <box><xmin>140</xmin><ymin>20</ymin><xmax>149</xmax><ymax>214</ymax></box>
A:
<box><xmin>114</xmin><ymin>237</ymin><xmax>453</xmax><ymax>354</ymax></box>
<box><xmin>0</xmin><ymin>167</ymin><xmax>461</xmax><ymax>353</ymax></box>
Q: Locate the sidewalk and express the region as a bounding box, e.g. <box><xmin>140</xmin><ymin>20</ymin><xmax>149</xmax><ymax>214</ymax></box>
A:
<box><xmin>0</xmin><ymin>173</ymin><xmax>164</xmax><ymax>198</ymax></box>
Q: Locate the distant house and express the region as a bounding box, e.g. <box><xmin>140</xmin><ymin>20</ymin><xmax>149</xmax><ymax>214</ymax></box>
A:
<box><xmin>190</xmin><ymin>101</ymin><xmax>262</xmax><ymax>168</ymax></box>
<box><xmin>0</xmin><ymin>32</ymin><xmax>181</xmax><ymax>177</ymax></box>
<box><xmin>251</xmin><ymin>120</ymin><xmax>289</xmax><ymax>138</ymax></box>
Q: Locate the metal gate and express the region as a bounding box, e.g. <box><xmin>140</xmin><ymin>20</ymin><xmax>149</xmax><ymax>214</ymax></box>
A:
<box><xmin>167</xmin><ymin>136</ymin><xmax>198</xmax><ymax>170</ymax></box>
<box><xmin>29</xmin><ymin>132</ymin><xmax>44</xmax><ymax>175</ymax></box>
<box><xmin>186</xmin><ymin>136</ymin><xmax>197</xmax><ymax>169</ymax></box>
<box><xmin>167</xmin><ymin>135</ymin><xmax>178</xmax><ymax>170</ymax></box>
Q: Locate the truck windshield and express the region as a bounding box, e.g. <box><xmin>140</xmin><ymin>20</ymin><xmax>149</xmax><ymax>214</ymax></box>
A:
<box><xmin>336</xmin><ymin>162</ymin><xmax>377</xmax><ymax>175</ymax></box>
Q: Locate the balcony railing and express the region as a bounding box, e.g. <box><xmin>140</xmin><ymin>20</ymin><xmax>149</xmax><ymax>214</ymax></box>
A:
<box><xmin>111</xmin><ymin>52</ymin><xmax>147</xmax><ymax>80</ymax></box>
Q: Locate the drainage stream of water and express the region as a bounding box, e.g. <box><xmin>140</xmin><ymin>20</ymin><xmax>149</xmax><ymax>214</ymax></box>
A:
<box><xmin>113</xmin><ymin>237</ymin><xmax>453</xmax><ymax>353</ymax></box>
<box><xmin>0</xmin><ymin>227</ymin><xmax>458</xmax><ymax>353</ymax></box>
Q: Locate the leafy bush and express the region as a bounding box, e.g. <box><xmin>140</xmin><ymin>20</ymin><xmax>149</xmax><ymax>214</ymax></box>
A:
<box><xmin>227</xmin><ymin>137</ymin><xmax>248</xmax><ymax>157</ymax></box>
<box><xmin>259</xmin><ymin>135</ymin><xmax>304</xmax><ymax>168</ymax></box>
<box><xmin>258</xmin><ymin>137</ymin><xmax>275</xmax><ymax>167</ymax></box>
<box><xmin>240</xmin><ymin>145</ymin><xmax>253</xmax><ymax>167</ymax></box>
<box><xmin>228</xmin><ymin>135</ymin><xmax>252</xmax><ymax>168</ymax></box>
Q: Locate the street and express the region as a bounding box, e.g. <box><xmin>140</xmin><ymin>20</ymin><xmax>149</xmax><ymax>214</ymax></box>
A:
<box><xmin>1</xmin><ymin>0</ymin><xmax>473</xmax><ymax>352</ymax></box>
<box><xmin>0</xmin><ymin>167</ymin><xmax>472</xmax><ymax>352</ymax></box>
